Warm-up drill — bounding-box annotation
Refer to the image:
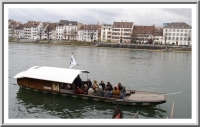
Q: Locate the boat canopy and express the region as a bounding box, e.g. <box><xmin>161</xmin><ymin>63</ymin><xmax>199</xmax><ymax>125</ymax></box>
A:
<box><xmin>13</xmin><ymin>66</ymin><xmax>89</xmax><ymax>84</ymax></box>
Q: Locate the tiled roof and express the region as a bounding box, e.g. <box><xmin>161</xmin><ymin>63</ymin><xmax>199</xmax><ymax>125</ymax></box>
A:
<box><xmin>113</xmin><ymin>22</ymin><xmax>133</xmax><ymax>28</ymax></box>
<box><xmin>48</xmin><ymin>23</ymin><xmax>57</xmax><ymax>30</ymax></box>
<box><xmin>153</xmin><ymin>27</ymin><xmax>163</xmax><ymax>36</ymax></box>
<box><xmin>133</xmin><ymin>25</ymin><xmax>155</xmax><ymax>34</ymax></box>
<box><xmin>80</xmin><ymin>24</ymin><xmax>100</xmax><ymax>30</ymax></box>
<box><xmin>15</xmin><ymin>24</ymin><xmax>24</xmax><ymax>30</ymax></box>
<box><xmin>24</xmin><ymin>21</ymin><xmax>41</xmax><ymax>27</ymax></box>
<box><xmin>42</xmin><ymin>22</ymin><xmax>49</xmax><ymax>28</ymax></box>
<box><xmin>164</xmin><ymin>22</ymin><xmax>191</xmax><ymax>29</ymax></box>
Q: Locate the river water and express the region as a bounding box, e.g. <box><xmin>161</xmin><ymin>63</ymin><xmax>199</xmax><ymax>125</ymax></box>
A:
<box><xmin>9</xmin><ymin>43</ymin><xmax>191</xmax><ymax>119</ymax></box>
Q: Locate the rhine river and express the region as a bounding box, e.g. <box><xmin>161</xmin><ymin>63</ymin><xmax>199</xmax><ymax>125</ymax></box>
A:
<box><xmin>9</xmin><ymin>43</ymin><xmax>191</xmax><ymax>119</ymax></box>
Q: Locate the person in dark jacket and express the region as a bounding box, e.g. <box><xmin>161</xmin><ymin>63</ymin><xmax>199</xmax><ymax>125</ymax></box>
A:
<box><xmin>106</xmin><ymin>82</ymin><xmax>113</xmax><ymax>94</ymax></box>
<box><xmin>99</xmin><ymin>80</ymin><xmax>105</xmax><ymax>90</ymax></box>
<box><xmin>86</xmin><ymin>78</ymin><xmax>92</xmax><ymax>89</ymax></box>
<box><xmin>118</xmin><ymin>83</ymin><xmax>126</xmax><ymax>99</ymax></box>
<box><xmin>74</xmin><ymin>75</ymin><xmax>82</xmax><ymax>88</ymax></box>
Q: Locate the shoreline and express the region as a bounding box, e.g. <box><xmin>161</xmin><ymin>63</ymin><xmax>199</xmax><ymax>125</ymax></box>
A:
<box><xmin>9</xmin><ymin>41</ymin><xmax>191</xmax><ymax>52</ymax></box>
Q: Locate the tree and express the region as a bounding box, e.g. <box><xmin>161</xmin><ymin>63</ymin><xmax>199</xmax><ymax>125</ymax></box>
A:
<box><xmin>71</xmin><ymin>28</ymin><xmax>77</xmax><ymax>40</ymax></box>
<box><xmin>164</xmin><ymin>33</ymin><xmax>167</xmax><ymax>48</ymax></box>
<box><xmin>147</xmin><ymin>36</ymin><xmax>154</xmax><ymax>44</ymax></box>
<box><xmin>37</xmin><ymin>26</ymin><xmax>43</xmax><ymax>40</ymax></box>
<box><xmin>188</xmin><ymin>33</ymin><xmax>191</xmax><ymax>46</ymax></box>
<box><xmin>89</xmin><ymin>25</ymin><xmax>97</xmax><ymax>42</ymax></box>
<box><xmin>45</xmin><ymin>25</ymin><xmax>51</xmax><ymax>40</ymax></box>
<box><xmin>130</xmin><ymin>31</ymin><xmax>137</xmax><ymax>43</ymax></box>
<box><xmin>62</xmin><ymin>26</ymin><xmax>67</xmax><ymax>40</ymax></box>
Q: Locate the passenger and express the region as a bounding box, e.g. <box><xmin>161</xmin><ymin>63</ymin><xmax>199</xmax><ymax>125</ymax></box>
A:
<box><xmin>95</xmin><ymin>86</ymin><xmax>103</xmax><ymax>96</ymax></box>
<box><xmin>88</xmin><ymin>87</ymin><xmax>94</xmax><ymax>96</ymax></box>
<box><xmin>86</xmin><ymin>78</ymin><xmax>92</xmax><ymax>89</ymax></box>
<box><xmin>71</xmin><ymin>83</ymin><xmax>75</xmax><ymax>90</ymax></box>
<box><xmin>103</xmin><ymin>87</ymin><xmax>110</xmax><ymax>98</ymax></box>
<box><xmin>75</xmin><ymin>86</ymin><xmax>83</xmax><ymax>94</ymax></box>
<box><xmin>112</xmin><ymin>86</ymin><xmax>120</xmax><ymax>98</ymax></box>
<box><xmin>99</xmin><ymin>80</ymin><xmax>105</xmax><ymax>91</ymax></box>
<box><xmin>92</xmin><ymin>80</ymin><xmax>99</xmax><ymax>90</ymax></box>
<box><xmin>106</xmin><ymin>82</ymin><xmax>113</xmax><ymax>92</ymax></box>
<box><xmin>66</xmin><ymin>84</ymin><xmax>71</xmax><ymax>89</ymax></box>
<box><xmin>118</xmin><ymin>83</ymin><xmax>126</xmax><ymax>99</ymax></box>
<box><xmin>82</xmin><ymin>84</ymin><xmax>88</xmax><ymax>94</ymax></box>
<box><xmin>74</xmin><ymin>75</ymin><xmax>82</xmax><ymax>88</ymax></box>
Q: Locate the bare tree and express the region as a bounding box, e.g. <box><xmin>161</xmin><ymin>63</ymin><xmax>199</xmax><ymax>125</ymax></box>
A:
<box><xmin>89</xmin><ymin>29</ymin><xmax>96</xmax><ymax>42</ymax></box>
<box><xmin>71</xmin><ymin>28</ymin><xmax>77</xmax><ymax>40</ymax></box>
<box><xmin>188</xmin><ymin>33</ymin><xmax>191</xmax><ymax>46</ymax></box>
<box><xmin>37</xmin><ymin>26</ymin><xmax>43</xmax><ymax>40</ymax></box>
<box><xmin>63</xmin><ymin>26</ymin><xmax>67</xmax><ymax>40</ymax></box>
<box><xmin>164</xmin><ymin>33</ymin><xmax>167</xmax><ymax>49</ymax></box>
<box><xmin>147</xmin><ymin>36</ymin><xmax>154</xmax><ymax>44</ymax></box>
<box><xmin>130</xmin><ymin>31</ymin><xmax>137</xmax><ymax>43</ymax></box>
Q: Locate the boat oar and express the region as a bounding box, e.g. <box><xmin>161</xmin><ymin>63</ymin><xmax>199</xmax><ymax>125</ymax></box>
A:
<box><xmin>165</xmin><ymin>91</ymin><xmax>183</xmax><ymax>96</ymax></box>
<box><xmin>133</xmin><ymin>111</ymin><xmax>139</xmax><ymax>119</ymax></box>
<box><xmin>170</xmin><ymin>101</ymin><xmax>175</xmax><ymax>118</ymax></box>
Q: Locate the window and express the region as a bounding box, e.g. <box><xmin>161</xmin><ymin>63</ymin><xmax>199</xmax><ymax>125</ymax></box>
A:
<box><xmin>177</xmin><ymin>30</ymin><xmax>179</xmax><ymax>32</ymax></box>
<box><xmin>165</xmin><ymin>29</ymin><xmax>168</xmax><ymax>32</ymax></box>
<box><xmin>173</xmin><ymin>29</ymin><xmax>176</xmax><ymax>32</ymax></box>
<box><xmin>180</xmin><ymin>37</ymin><xmax>182</xmax><ymax>40</ymax></box>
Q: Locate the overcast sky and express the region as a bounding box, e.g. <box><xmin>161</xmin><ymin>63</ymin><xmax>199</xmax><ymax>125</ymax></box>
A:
<box><xmin>8</xmin><ymin>8</ymin><xmax>191</xmax><ymax>27</ymax></box>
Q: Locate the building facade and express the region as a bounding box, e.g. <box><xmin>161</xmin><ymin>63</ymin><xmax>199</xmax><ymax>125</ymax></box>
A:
<box><xmin>101</xmin><ymin>23</ymin><xmax>112</xmax><ymax>42</ymax></box>
<box><xmin>56</xmin><ymin>20</ymin><xmax>78</xmax><ymax>40</ymax></box>
<box><xmin>163</xmin><ymin>22</ymin><xmax>192</xmax><ymax>46</ymax></box>
<box><xmin>77</xmin><ymin>24</ymin><xmax>100</xmax><ymax>42</ymax></box>
<box><xmin>132</xmin><ymin>25</ymin><xmax>155</xmax><ymax>44</ymax></box>
<box><xmin>112</xmin><ymin>21</ymin><xmax>134</xmax><ymax>43</ymax></box>
<box><xmin>23</xmin><ymin>21</ymin><xmax>43</xmax><ymax>39</ymax></box>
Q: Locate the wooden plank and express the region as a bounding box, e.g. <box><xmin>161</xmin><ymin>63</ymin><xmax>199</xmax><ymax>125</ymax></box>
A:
<box><xmin>127</xmin><ymin>93</ymin><xmax>165</xmax><ymax>102</ymax></box>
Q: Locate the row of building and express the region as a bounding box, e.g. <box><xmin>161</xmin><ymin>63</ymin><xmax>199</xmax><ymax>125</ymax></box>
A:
<box><xmin>8</xmin><ymin>19</ymin><xmax>192</xmax><ymax>46</ymax></box>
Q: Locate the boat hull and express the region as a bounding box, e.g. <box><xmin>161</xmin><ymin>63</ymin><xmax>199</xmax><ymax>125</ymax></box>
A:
<box><xmin>16</xmin><ymin>77</ymin><xmax>166</xmax><ymax>107</ymax></box>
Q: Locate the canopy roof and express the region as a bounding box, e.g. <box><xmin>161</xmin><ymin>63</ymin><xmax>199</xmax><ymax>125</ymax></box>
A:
<box><xmin>13</xmin><ymin>66</ymin><xmax>89</xmax><ymax>84</ymax></box>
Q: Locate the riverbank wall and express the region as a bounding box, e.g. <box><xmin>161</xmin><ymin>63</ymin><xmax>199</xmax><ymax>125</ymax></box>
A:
<box><xmin>96</xmin><ymin>43</ymin><xmax>191</xmax><ymax>51</ymax></box>
<box><xmin>9</xmin><ymin>39</ymin><xmax>191</xmax><ymax>52</ymax></box>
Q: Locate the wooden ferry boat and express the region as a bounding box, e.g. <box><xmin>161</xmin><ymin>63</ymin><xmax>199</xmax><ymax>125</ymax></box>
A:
<box><xmin>13</xmin><ymin>66</ymin><xmax>167</xmax><ymax>107</ymax></box>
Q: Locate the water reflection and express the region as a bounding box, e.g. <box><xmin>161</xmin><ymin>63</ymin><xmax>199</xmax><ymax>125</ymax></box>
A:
<box><xmin>16</xmin><ymin>88</ymin><xmax>167</xmax><ymax>119</ymax></box>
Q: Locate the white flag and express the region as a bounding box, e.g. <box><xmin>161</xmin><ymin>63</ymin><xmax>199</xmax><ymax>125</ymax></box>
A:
<box><xmin>70</xmin><ymin>54</ymin><xmax>77</xmax><ymax>69</ymax></box>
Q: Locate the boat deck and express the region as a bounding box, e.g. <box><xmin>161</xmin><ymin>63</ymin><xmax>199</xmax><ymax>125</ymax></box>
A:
<box><xmin>125</xmin><ymin>90</ymin><xmax>166</xmax><ymax>102</ymax></box>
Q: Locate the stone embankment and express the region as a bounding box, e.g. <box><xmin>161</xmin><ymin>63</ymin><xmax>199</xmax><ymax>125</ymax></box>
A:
<box><xmin>9</xmin><ymin>39</ymin><xmax>191</xmax><ymax>52</ymax></box>
<box><xmin>96</xmin><ymin>43</ymin><xmax>191</xmax><ymax>52</ymax></box>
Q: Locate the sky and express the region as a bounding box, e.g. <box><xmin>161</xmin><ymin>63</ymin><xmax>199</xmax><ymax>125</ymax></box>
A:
<box><xmin>8</xmin><ymin>6</ymin><xmax>192</xmax><ymax>28</ymax></box>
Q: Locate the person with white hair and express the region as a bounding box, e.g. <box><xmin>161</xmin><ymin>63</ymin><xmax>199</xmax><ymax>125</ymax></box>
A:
<box><xmin>88</xmin><ymin>87</ymin><xmax>94</xmax><ymax>96</ymax></box>
<box><xmin>95</xmin><ymin>85</ymin><xmax>103</xmax><ymax>96</ymax></box>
